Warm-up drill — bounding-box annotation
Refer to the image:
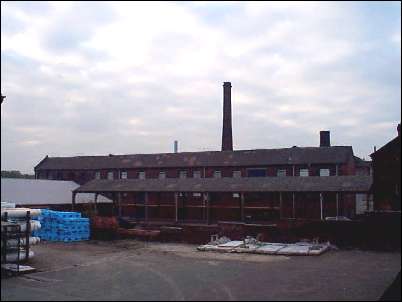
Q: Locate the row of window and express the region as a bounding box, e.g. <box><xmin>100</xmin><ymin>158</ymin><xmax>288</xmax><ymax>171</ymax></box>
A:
<box><xmin>94</xmin><ymin>168</ymin><xmax>331</xmax><ymax>180</ymax></box>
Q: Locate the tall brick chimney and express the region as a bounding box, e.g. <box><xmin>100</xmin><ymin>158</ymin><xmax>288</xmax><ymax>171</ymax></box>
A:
<box><xmin>320</xmin><ymin>130</ymin><xmax>330</xmax><ymax>147</ymax></box>
<box><xmin>222</xmin><ymin>82</ymin><xmax>233</xmax><ymax>151</ymax></box>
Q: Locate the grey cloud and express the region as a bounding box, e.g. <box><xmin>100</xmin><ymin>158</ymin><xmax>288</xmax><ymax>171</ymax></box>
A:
<box><xmin>43</xmin><ymin>2</ymin><xmax>116</xmax><ymax>53</ymax></box>
<box><xmin>1</xmin><ymin>12</ymin><xmax>26</xmax><ymax>35</ymax></box>
<box><xmin>1</xmin><ymin>2</ymin><xmax>401</xmax><ymax>173</ymax></box>
<box><xmin>3</xmin><ymin>1</ymin><xmax>53</xmax><ymax>15</ymax></box>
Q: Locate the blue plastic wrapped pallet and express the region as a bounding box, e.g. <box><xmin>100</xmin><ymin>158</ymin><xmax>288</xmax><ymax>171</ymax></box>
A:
<box><xmin>33</xmin><ymin>210</ymin><xmax>90</xmax><ymax>242</ymax></box>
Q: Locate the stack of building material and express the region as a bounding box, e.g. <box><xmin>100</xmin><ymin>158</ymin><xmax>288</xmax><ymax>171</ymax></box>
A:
<box><xmin>34</xmin><ymin>210</ymin><xmax>90</xmax><ymax>242</ymax></box>
<box><xmin>1</xmin><ymin>205</ymin><xmax>41</xmax><ymax>269</ymax></box>
<box><xmin>197</xmin><ymin>236</ymin><xmax>331</xmax><ymax>256</ymax></box>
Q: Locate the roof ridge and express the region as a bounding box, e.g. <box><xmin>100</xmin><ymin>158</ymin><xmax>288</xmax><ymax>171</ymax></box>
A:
<box><xmin>45</xmin><ymin>145</ymin><xmax>353</xmax><ymax>159</ymax></box>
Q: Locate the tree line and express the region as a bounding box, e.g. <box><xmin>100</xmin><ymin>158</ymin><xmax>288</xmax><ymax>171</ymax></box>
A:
<box><xmin>1</xmin><ymin>170</ymin><xmax>35</xmax><ymax>179</ymax></box>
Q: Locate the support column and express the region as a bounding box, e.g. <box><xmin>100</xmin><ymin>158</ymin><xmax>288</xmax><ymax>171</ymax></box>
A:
<box><xmin>175</xmin><ymin>192</ymin><xmax>179</xmax><ymax>223</ymax></box>
<box><xmin>118</xmin><ymin>192</ymin><xmax>122</xmax><ymax>218</ymax></box>
<box><xmin>145</xmin><ymin>192</ymin><xmax>149</xmax><ymax>223</ymax></box>
<box><xmin>202</xmin><ymin>193</ymin><xmax>207</xmax><ymax>222</ymax></box>
<box><xmin>279</xmin><ymin>192</ymin><xmax>283</xmax><ymax>219</ymax></box>
<box><xmin>240</xmin><ymin>193</ymin><xmax>245</xmax><ymax>222</ymax></box>
<box><xmin>292</xmin><ymin>192</ymin><xmax>296</xmax><ymax>219</ymax></box>
<box><xmin>206</xmin><ymin>193</ymin><xmax>210</xmax><ymax>225</ymax></box>
<box><xmin>336</xmin><ymin>192</ymin><xmax>339</xmax><ymax>217</ymax></box>
<box><xmin>72</xmin><ymin>192</ymin><xmax>76</xmax><ymax>211</ymax></box>
<box><xmin>320</xmin><ymin>192</ymin><xmax>324</xmax><ymax>220</ymax></box>
<box><xmin>94</xmin><ymin>193</ymin><xmax>98</xmax><ymax>215</ymax></box>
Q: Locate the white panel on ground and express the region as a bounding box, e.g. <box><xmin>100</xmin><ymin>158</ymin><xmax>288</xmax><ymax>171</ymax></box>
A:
<box><xmin>218</xmin><ymin>241</ymin><xmax>244</xmax><ymax>248</ymax></box>
<box><xmin>275</xmin><ymin>245</ymin><xmax>311</xmax><ymax>255</ymax></box>
<box><xmin>256</xmin><ymin>244</ymin><xmax>286</xmax><ymax>254</ymax></box>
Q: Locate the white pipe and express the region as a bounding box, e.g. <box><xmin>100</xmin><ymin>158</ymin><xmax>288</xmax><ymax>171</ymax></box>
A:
<box><xmin>1</xmin><ymin>208</ymin><xmax>41</xmax><ymax>218</ymax></box>
<box><xmin>18</xmin><ymin>221</ymin><xmax>41</xmax><ymax>232</ymax></box>
<box><xmin>5</xmin><ymin>237</ymin><xmax>41</xmax><ymax>247</ymax></box>
<box><xmin>320</xmin><ymin>193</ymin><xmax>323</xmax><ymax>220</ymax></box>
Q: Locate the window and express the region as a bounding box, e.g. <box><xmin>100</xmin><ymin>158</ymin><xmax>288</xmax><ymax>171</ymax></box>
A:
<box><xmin>107</xmin><ymin>171</ymin><xmax>114</xmax><ymax>180</ymax></box>
<box><xmin>193</xmin><ymin>193</ymin><xmax>202</xmax><ymax>197</ymax></box>
<box><xmin>299</xmin><ymin>169</ymin><xmax>309</xmax><ymax>177</ymax></box>
<box><xmin>179</xmin><ymin>171</ymin><xmax>187</xmax><ymax>179</ymax></box>
<box><xmin>277</xmin><ymin>169</ymin><xmax>287</xmax><ymax>177</ymax></box>
<box><xmin>213</xmin><ymin>171</ymin><xmax>221</xmax><ymax>178</ymax></box>
<box><xmin>139</xmin><ymin>171</ymin><xmax>146</xmax><ymax>179</ymax></box>
<box><xmin>121</xmin><ymin>171</ymin><xmax>128</xmax><ymax>179</ymax></box>
<box><xmin>95</xmin><ymin>171</ymin><xmax>101</xmax><ymax>180</ymax></box>
<box><xmin>233</xmin><ymin>193</ymin><xmax>240</xmax><ymax>198</ymax></box>
<box><xmin>193</xmin><ymin>171</ymin><xmax>201</xmax><ymax>178</ymax></box>
<box><xmin>320</xmin><ymin>169</ymin><xmax>330</xmax><ymax>177</ymax></box>
<box><xmin>159</xmin><ymin>171</ymin><xmax>166</xmax><ymax>179</ymax></box>
<box><xmin>233</xmin><ymin>171</ymin><xmax>241</xmax><ymax>178</ymax></box>
<box><xmin>247</xmin><ymin>168</ymin><xmax>266</xmax><ymax>177</ymax></box>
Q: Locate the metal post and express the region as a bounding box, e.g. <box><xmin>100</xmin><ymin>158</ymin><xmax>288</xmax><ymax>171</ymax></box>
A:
<box><xmin>279</xmin><ymin>192</ymin><xmax>283</xmax><ymax>219</ymax></box>
<box><xmin>145</xmin><ymin>192</ymin><xmax>149</xmax><ymax>223</ymax></box>
<box><xmin>320</xmin><ymin>193</ymin><xmax>323</xmax><ymax>221</ymax></box>
<box><xmin>118</xmin><ymin>192</ymin><xmax>122</xmax><ymax>218</ymax></box>
<box><xmin>240</xmin><ymin>193</ymin><xmax>245</xmax><ymax>222</ymax></box>
<box><xmin>94</xmin><ymin>193</ymin><xmax>98</xmax><ymax>215</ymax></box>
<box><xmin>26</xmin><ymin>211</ymin><xmax>31</xmax><ymax>261</ymax></box>
<box><xmin>206</xmin><ymin>193</ymin><xmax>210</xmax><ymax>225</ymax></box>
<box><xmin>175</xmin><ymin>192</ymin><xmax>179</xmax><ymax>223</ymax></box>
<box><xmin>336</xmin><ymin>192</ymin><xmax>339</xmax><ymax>217</ymax></box>
<box><xmin>72</xmin><ymin>192</ymin><xmax>76</xmax><ymax>211</ymax></box>
<box><xmin>202</xmin><ymin>193</ymin><xmax>207</xmax><ymax>222</ymax></box>
<box><xmin>292</xmin><ymin>192</ymin><xmax>296</xmax><ymax>219</ymax></box>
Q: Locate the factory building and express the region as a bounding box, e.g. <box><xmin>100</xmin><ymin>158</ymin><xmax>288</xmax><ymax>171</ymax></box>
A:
<box><xmin>34</xmin><ymin>83</ymin><xmax>372</xmax><ymax>225</ymax></box>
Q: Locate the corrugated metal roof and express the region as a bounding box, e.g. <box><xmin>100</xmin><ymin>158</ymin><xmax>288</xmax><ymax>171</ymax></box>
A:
<box><xmin>1</xmin><ymin>178</ymin><xmax>112</xmax><ymax>205</ymax></box>
<box><xmin>74</xmin><ymin>175</ymin><xmax>372</xmax><ymax>193</ymax></box>
<box><xmin>36</xmin><ymin>146</ymin><xmax>354</xmax><ymax>170</ymax></box>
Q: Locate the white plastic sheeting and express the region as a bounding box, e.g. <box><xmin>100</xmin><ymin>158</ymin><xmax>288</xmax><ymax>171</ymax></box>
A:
<box><xmin>198</xmin><ymin>239</ymin><xmax>330</xmax><ymax>256</ymax></box>
<box><xmin>1</xmin><ymin>208</ymin><xmax>41</xmax><ymax>218</ymax></box>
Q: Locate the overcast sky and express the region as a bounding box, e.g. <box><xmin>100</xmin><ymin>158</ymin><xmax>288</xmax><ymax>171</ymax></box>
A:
<box><xmin>1</xmin><ymin>1</ymin><xmax>401</xmax><ymax>174</ymax></box>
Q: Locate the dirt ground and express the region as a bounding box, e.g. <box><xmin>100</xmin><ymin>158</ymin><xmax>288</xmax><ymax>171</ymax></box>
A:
<box><xmin>2</xmin><ymin>240</ymin><xmax>401</xmax><ymax>301</ymax></box>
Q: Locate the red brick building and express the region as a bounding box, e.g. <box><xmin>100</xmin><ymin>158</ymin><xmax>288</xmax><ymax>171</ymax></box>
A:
<box><xmin>370</xmin><ymin>124</ymin><xmax>401</xmax><ymax>211</ymax></box>
<box><xmin>34</xmin><ymin>83</ymin><xmax>372</xmax><ymax>224</ymax></box>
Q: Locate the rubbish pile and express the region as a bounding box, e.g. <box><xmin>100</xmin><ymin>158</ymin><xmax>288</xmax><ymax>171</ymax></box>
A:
<box><xmin>33</xmin><ymin>210</ymin><xmax>90</xmax><ymax>242</ymax></box>
<box><xmin>198</xmin><ymin>235</ymin><xmax>331</xmax><ymax>256</ymax></box>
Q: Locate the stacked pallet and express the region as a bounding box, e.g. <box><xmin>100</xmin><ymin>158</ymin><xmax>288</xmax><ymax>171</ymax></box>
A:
<box><xmin>34</xmin><ymin>210</ymin><xmax>90</xmax><ymax>242</ymax></box>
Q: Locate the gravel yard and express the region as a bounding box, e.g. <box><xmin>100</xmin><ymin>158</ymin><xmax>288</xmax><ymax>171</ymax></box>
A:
<box><xmin>2</xmin><ymin>240</ymin><xmax>400</xmax><ymax>301</ymax></box>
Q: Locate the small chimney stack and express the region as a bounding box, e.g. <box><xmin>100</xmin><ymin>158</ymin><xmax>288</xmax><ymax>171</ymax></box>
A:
<box><xmin>174</xmin><ymin>140</ymin><xmax>178</xmax><ymax>153</ymax></box>
<box><xmin>320</xmin><ymin>130</ymin><xmax>330</xmax><ymax>147</ymax></box>
<box><xmin>222</xmin><ymin>82</ymin><xmax>233</xmax><ymax>151</ymax></box>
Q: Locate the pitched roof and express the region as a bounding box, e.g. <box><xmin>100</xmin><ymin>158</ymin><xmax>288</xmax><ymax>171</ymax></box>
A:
<box><xmin>36</xmin><ymin>146</ymin><xmax>354</xmax><ymax>171</ymax></box>
<box><xmin>1</xmin><ymin>178</ymin><xmax>112</xmax><ymax>205</ymax></box>
<box><xmin>353</xmin><ymin>156</ymin><xmax>371</xmax><ymax>167</ymax></box>
<box><xmin>370</xmin><ymin>136</ymin><xmax>400</xmax><ymax>158</ymax></box>
<box><xmin>74</xmin><ymin>175</ymin><xmax>372</xmax><ymax>193</ymax></box>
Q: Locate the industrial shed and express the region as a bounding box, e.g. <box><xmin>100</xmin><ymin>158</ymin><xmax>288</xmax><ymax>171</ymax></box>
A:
<box><xmin>73</xmin><ymin>175</ymin><xmax>372</xmax><ymax>224</ymax></box>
